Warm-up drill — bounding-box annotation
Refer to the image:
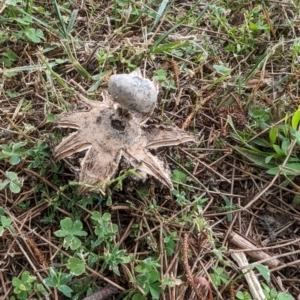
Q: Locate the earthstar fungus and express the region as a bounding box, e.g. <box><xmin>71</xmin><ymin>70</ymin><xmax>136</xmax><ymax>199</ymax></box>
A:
<box><xmin>54</xmin><ymin>70</ymin><xmax>194</xmax><ymax>193</ymax></box>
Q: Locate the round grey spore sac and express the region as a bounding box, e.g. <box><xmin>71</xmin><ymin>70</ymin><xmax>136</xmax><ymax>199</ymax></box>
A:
<box><xmin>108</xmin><ymin>69</ymin><xmax>157</xmax><ymax>114</ymax></box>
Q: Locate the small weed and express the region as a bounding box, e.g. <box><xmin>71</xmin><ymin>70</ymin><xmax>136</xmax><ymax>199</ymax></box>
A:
<box><xmin>91</xmin><ymin>212</ymin><xmax>118</xmax><ymax>247</ymax></box>
<box><xmin>229</xmin><ymin>106</ymin><xmax>300</xmax><ymax>179</ymax></box>
<box><xmin>27</xmin><ymin>141</ymin><xmax>51</xmax><ymax>173</ymax></box>
<box><xmin>102</xmin><ymin>244</ymin><xmax>133</xmax><ymax>276</ymax></box>
<box><xmin>11</xmin><ymin>271</ymin><xmax>48</xmax><ymax>300</ymax></box>
<box><xmin>0</xmin><ymin>215</ymin><xmax>12</xmax><ymax>236</ymax></box>
<box><xmin>164</xmin><ymin>231</ymin><xmax>178</xmax><ymax>256</ymax></box>
<box><xmin>262</xmin><ymin>283</ymin><xmax>294</xmax><ymax>300</ymax></box>
<box><xmin>209</xmin><ymin>266</ymin><xmax>229</xmax><ymax>287</ymax></box>
<box><xmin>0</xmin><ymin>142</ymin><xmax>27</xmax><ymax>165</ymax></box>
<box><xmin>135</xmin><ymin>258</ymin><xmax>162</xmax><ymax>300</ymax></box>
<box><xmin>172</xmin><ymin>189</ymin><xmax>190</xmax><ymax>206</ymax></box>
<box><xmin>236</xmin><ymin>290</ymin><xmax>253</xmax><ymax>300</ymax></box>
<box><xmin>237</xmin><ymin>288</ymin><xmax>294</xmax><ymax>300</ymax></box>
<box><xmin>44</xmin><ymin>268</ymin><xmax>73</xmax><ymax>298</ymax></box>
<box><xmin>55</xmin><ymin>217</ymin><xmax>87</xmax><ymax>250</ymax></box>
<box><xmin>0</xmin><ymin>171</ymin><xmax>23</xmax><ymax>193</ymax></box>
<box><xmin>153</xmin><ymin>69</ymin><xmax>168</xmax><ymax>82</ymax></box>
<box><xmin>172</xmin><ymin>169</ymin><xmax>188</xmax><ymax>185</ymax></box>
<box><xmin>0</xmin><ymin>49</ymin><xmax>18</xmax><ymax>67</ymax></box>
<box><xmin>67</xmin><ymin>257</ymin><xmax>86</xmax><ymax>276</ymax></box>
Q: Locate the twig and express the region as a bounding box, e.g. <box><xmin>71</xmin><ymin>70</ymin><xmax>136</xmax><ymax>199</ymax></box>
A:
<box><xmin>182</xmin><ymin>92</ymin><xmax>217</xmax><ymax>130</ymax></box>
<box><xmin>81</xmin><ymin>284</ymin><xmax>119</xmax><ymax>300</ymax></box>
<box><xmin>172</xmin><ymin>59</ymin><xmax>180</xmax><ymax>91</ymax></box>
<box><xmin>228</xmin><ymin>231</ymin><xmax>281</xmax><ymax>268</ymax></box>
<box><xmin>182</xmin><ymin>233</ymin><xmax>205</xmax><ymax>300</ymax></box>
<box><xmin>231</xmin><ymin>252</ymin><xmax>265</xmax><ymax>300</ymax></box>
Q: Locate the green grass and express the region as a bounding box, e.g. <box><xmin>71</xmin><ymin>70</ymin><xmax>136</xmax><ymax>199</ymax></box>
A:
<box><xmin>0</xmin><ymin>0</ymin><xmax>300</xmax><ymax>299</ymax></box>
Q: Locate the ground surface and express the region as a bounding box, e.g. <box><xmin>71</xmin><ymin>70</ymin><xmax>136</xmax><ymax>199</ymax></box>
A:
<box><xmin>0</xmin><ymin>0</ymin><xmax>300</xmax><ymax>299</ymax></box>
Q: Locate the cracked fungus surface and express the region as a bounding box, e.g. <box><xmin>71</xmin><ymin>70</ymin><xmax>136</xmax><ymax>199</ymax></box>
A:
<box><xmin>54</xmin><ymin>93</ymin><xmax>194</xmax><ymax>193</ymax></box>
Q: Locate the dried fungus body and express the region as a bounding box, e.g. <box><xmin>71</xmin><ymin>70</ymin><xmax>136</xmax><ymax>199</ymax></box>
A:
<box><xmin>54</xmin><ymin>93</ymin><xmax>194</xmax><ymax>193</ymax></box>
<box><xmin>108</xmin><ymin>68</ymin><xmax>157</xmax><ymax>114</ymax></box>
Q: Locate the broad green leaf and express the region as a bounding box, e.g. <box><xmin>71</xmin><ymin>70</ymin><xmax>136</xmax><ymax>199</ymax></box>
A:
<box><xmin>276</xmin><ymin>292</ymin><xmax>294</xmax><ymax>300</ymax></box>
<box><xmin>0</xmin><ymin>152</ymin><xmax>10</xmax><ymax>159</ymax></box>
<box><xmin>149</xmin><ymin>282</ymin><xmax>161</xmax><ymax>300</ymax></box>
<box><xmin>0</xmin><ymin>179</ymin><xmax>9</xmax><ymax>190</ymax></box>
<box><xmin>234</xmin><ymin>146</ymin><xmax>277</xmax><ymax>169</ymax></box>
<box><xmin>292</xmin><ymin>107</ymin><xmax>300</xmax><ymax>130</ymax></box>
<box><xmin>251</xmin><ymin>138</ymin><xmax>271</xmax><ymax>147</ymax></box>
<box><xmin>12</xmin><ymin>142</ymin><xmax>27</xmax><ymax>150</ymax></box>
<box><xmin>281</xmin><ymin>138</ymin><xmax>290</xmax><ymax>155</ymax></box>
<box><xmin>10</xmin><ymin>180</ymin><xmax>22</xmax><ymax>193</ymax></box>
<box><xmin>132</xmin><ymin>294</ymin><xmax>147</xmax><ymax>300</ymax></box>
<box><xmin>269</xmin><ymin>288</ymin><xmax>277</xmax><ymax>298</ymax></box>
<box><xmin>265</xmin><ymin>155</ymin><xmax>273</xmax><ymax>164</ymax></box>
<box><xmin>56</xmin><ymin>218</ymin><xmax>72</xmax><ymax>235</ymax></box>
<box><xmin>292</xmin><ymin>195</ymin><xmax>300</xmax><ymax>208</ymax></box>
<box><xmin>15</xmin><ymin>15</ymin><xmax>32</xmax><ymax>25</ymax></box>
<box><xmin>44</xmin><ymin>277</ymin><xmax>55</xmax><ymax>287</ymax></box>
<box><xmin>91</xmin><ymin>211</ymin><xmax>111</xmax><ymax>222</ymax></box>
<box><xmin>63</xmin><ymin>235</ymin><xmax>81</xmax><ymax>250</ymax></box>
<box><xmin>1</xmin><ymin>216</ymin><xmax>12</xmax><ymax>227</ymax></box>
<box><xmin>12</xmin><ymin>277</ymin><xmax>22</xmax><ymax>286</ymax></box>
<box><xmin>250</xmin><ymin>6</ymin><xmax>261</xmax><ymax>15</ymax></box>
<box><xmin>269</xmin><ymin>127</ymin><xmax>278</xmax><ymax>145</ymax></box>
<box><xmin>58</xmin><ymin>285</ymin><xmax>73</xmax><ymax>297</ymax></box>
<box><xmin>171</xmin><ymin>169</ymin><xmax>187</xmax><ymax>184</ymax></box>
<box><xmin>7</xmin><ymin>171</ymin><xmax>19</xmax><ymax>181</ymax></box>
<box><xmin>25</xmin><ymin>28</ymin><xmax>45</xmax><ymax>43</ymax></box>
<box><xmin>266</xmin><ymin>163</ymin><xmax>300</xmax><ymax>175</ymax></box>
<box><xmin>9</xmin><ymin>155</ymin><xmax>21</xmax><ymax>165</ymax></box>
<box><xmin>21</xmin><ymin>271</ymin><xmax>30</xmax><ymax>282</ymax></box>
<box><xmin>213</xmin><ymin>64</ymin><xmax>231</xmax><ymax>76</ymax></box>
<box><xmin>71</xmin><ymin>220</ymin><xmax>87</xmax><ymax>236</ymax></box>
<box><xmin>55</xmin><ymin>218</ymin><xmax>87</xmax><ymax>237</ymax></box>
<box><xmin>46</xmin><ymin>114</ymin><xmax>58</xmax><ymax>122</ymax></box>
<box><xmin>293</xmin><ymin>131</ymin><xmax>300</xmax><ymax>145</ymax></box>
<box><xmin>272</xmin><ymin>144</ymin><xmax>284</xmax><ymax>156</ymax></box>
<box><xmin>67</xmin><ymin>258</ymin><xmax>86</xmax><ymax>276</ymax></box>
<box><xmin>254</xmin><ymin>264</ymin><xmax>270</xmax><ymax>282</ymax></box>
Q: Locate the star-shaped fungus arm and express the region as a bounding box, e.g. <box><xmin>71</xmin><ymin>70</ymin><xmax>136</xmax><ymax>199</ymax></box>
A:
<box><xmin>54</xmin><ymin>131</ymin><xmax>92</xmax><ymax>160</ymax></box>
<box><xmin>123</xmin><ymin>149</ymin><xmax>173</xmax><ymax>189</ymax></box>
<box><xmin>79</xmin><ymin>148</ymin><xmax>121</xmax><ymax>193</ymax></box>
<box><xmin>142</xmin><ymin>126</ymin><xmax>195</xmax><ymax>149</ymax></box>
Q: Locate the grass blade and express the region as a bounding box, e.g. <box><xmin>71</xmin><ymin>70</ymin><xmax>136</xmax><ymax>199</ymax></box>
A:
<box><xmin>149</xmin><ymin>0</ymin><xmax>169</xmax><ymax>33</ymax></box>
<box><xmin>53</xmin><ymin>0</ymin><xmax>68</xmax><ymax>38</ymax></box>
<box><xmin>67</xmin><ymin>9</ymin><xmax>78</xmax><ymax>34</ymax></box>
